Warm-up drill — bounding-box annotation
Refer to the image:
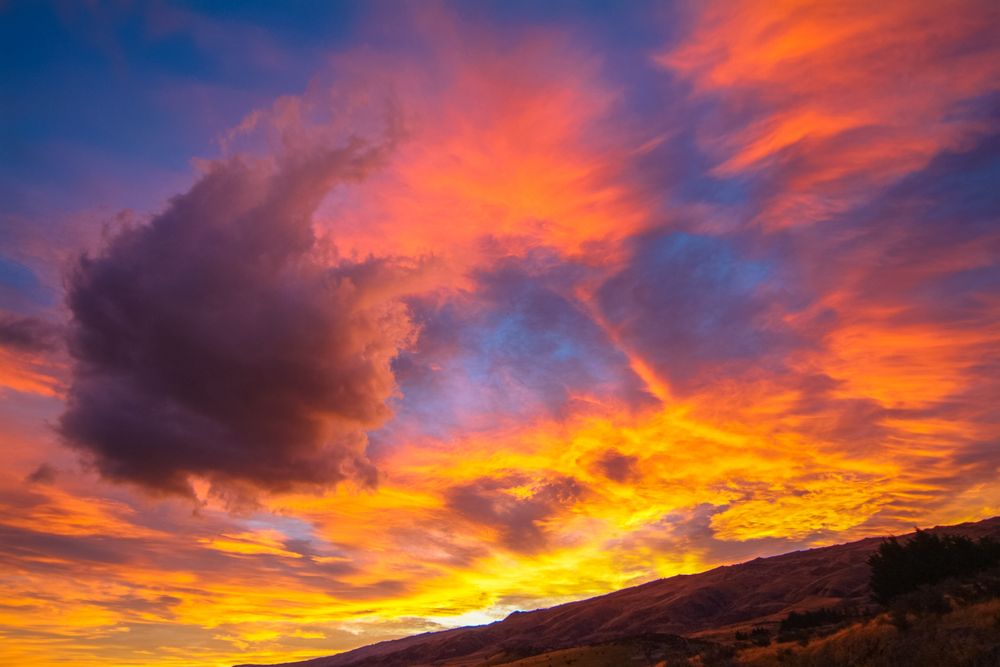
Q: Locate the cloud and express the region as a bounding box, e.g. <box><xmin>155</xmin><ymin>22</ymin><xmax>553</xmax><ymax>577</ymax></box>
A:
<box><xmin>592</xmin><ymin>450</ymin><xmax>639</xmax><ymax>483</ymax></box>
<box><xmin>59</xmin><ymin>134</ymin><xmax>422</xmax><ymax>497</ymax></box>
<box><xmin>659</xmin><ymin>0</ymin><xmax>1000</xmax><ymax>230</ymax></box>
<box><xmin>597</xmin><ymin>231</ymin><xmax>799</xmax><ymax>394</ymax></box>
<box><xmin>0</xmin><ymin>312</ymin><xmax>62</xmax><ymax>396</ymax></box>
<box><xmin>0</xmin><ymin>314</ymin><xmax>58</xmax><ymax>353</ymax></box>
<box><xmin>445</xmin><ymin>474</ymin><xmax>586</xmax><ymax>553</ymax></box>
<box><xmin>23</xmin><ymin>463</ymin><xmax>56</xmax><ymax>485</ymax></box>
<box><xmin>381</xmin><ymin>252</ymin><xmax>655</xmax><ymax>444</ymax></box>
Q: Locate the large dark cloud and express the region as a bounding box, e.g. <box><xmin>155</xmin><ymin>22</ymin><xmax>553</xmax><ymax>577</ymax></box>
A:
<box><xmin>60</xmin><ymin>139</ymin><xmax>418</xmax><ymax>497</ymax></box>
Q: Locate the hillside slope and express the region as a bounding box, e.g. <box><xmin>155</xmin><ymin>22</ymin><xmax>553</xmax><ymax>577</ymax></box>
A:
<box><xmin>738</xmin><ymin>597</ymin><xmax>1000</xmax><ymax>667</ymax></box>
<box><xmin>240</xmin><ymin>516</ymin><xmax>1000</xmax><ymax>667</ymax></box>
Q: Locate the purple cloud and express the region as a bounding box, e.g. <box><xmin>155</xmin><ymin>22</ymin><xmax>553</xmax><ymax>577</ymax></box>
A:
<box><xmin>60</xmin><ymin>138</ymin><xmax>419</xmax><ymax>497</ymax></box>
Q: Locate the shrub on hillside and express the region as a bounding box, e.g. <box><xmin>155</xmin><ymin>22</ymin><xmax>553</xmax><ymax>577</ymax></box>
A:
<box><xmin>868</xmin><ymin>530</ymin><xmax>1000</xmax><ymax>604</ymax></box>
<box><xmin>779</xmin><ymin>607</ymin><xmax>846</xmax><ymax>632</ymax></box>
<box><xmin>735</xmin><ymin>626</ymin><xmax>772</xmax><ymax>646</ymax></box>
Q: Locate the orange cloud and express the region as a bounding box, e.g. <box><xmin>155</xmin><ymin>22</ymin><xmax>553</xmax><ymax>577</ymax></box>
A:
<box><xmin>660</xmin><ymin>0</ymin><xmax>1000</xmax><ymax>229</ymax></box>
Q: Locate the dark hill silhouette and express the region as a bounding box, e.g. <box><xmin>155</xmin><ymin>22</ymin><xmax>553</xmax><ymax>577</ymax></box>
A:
<box><xmin>239</xmin><ymin>516</ymin><xmax>1000</xmax><ymax>667</ymax></box>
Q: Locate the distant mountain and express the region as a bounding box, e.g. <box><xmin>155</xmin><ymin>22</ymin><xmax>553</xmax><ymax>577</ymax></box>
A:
<box><xmin>240</xmin><ymin>516</ymin><xmax>1000</xmax><ymax>667</ymax></box>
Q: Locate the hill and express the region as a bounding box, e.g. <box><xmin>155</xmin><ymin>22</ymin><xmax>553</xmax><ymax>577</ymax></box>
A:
<box><xmin>239</xmin><ymin>516</ymin><xmax>1000</xmax><ymax>667</ymax></box>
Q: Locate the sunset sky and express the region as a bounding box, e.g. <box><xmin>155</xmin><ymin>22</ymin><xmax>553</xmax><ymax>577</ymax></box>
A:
<box><xmin>1</xmin><ymin>1</ymin><xmax>999</xmax><ymax>665</ymax></box>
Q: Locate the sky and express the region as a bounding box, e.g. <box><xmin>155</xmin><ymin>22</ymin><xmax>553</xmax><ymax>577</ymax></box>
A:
<box><xmin>1</xmin><ymin>0</ymin><xmax>999</xmax><ymax>665</ymax></box>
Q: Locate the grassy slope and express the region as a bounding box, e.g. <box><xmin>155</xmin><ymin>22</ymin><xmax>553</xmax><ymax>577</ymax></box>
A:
<box><xmin>489</xmin><ymin>643</ymin><xmax>637</xmax><ymax>667</ymax></box>
<box><xmin>483</xmin><ymin>599</ymin><xmax>1000</xmax><ymax>667</ymax></box>
<box><xmin>486</xmin><ymin>635</ymin><xmax>728</xmax><ymax>667</ymax></box>
<box><xmin>738</xmin><ymin>598</ymin><xmax>1000</xmax><ymax>667</ymax></box>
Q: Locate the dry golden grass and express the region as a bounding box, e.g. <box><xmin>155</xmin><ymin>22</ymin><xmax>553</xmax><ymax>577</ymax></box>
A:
<box><xmin>489</xmin><ymin>642</ymin><xmax>635</xmax><ymax>667</ymax></box>
<box><xmin>736</xmin><ymin>599</ymin><xmax>1000</xmax><ymax>667</ymax></box>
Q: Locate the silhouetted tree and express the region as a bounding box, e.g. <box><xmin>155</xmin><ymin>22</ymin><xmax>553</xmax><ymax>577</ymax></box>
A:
<box><xmin>868</xmin><ymin>530</ymin><xmax>1000</xmax><ymax>604</ymax></box>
